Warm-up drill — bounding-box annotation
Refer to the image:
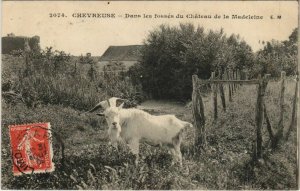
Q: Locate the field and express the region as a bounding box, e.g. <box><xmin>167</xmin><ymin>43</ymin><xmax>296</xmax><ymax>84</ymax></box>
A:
<box><xmin>1</xmin><ymin>54</ymin><xmax>298</xmax><ymax>189</ymax></box>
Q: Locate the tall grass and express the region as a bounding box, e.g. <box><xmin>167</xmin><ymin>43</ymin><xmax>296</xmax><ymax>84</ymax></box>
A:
<box><xmin>1</xmin><ymin>52</ymin><xmax>297</xmax><ymax>189</ymax></box>
<box><xmin>2</xmin><ymin>50</ymin><xmax>142</xmax><ymax>110</ymax></box>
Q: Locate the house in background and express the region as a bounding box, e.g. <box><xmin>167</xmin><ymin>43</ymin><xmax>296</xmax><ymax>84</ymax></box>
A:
<box><xmin>98</xmin><ymin>45</ymin><xmax>143</xmax><ymax>71</ymax></box>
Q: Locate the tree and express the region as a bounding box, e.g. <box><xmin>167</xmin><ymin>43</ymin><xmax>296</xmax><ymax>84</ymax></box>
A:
<box><xmin>251</xmin><ymin>28</ymin><xmax>298</xmax><ymax>78</ymax></box>
<box><xmin>78</xmin><ymin>53</ymin><xmax>97</xmax><ymax>81</ymax></box>
<box><xmin>136</xmin><ymin>23</ymin><xmax>254</xmax><ymax>100</ymax></box>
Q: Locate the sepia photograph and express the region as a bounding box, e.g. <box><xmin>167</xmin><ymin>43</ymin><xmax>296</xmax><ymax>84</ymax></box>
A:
<box><xmin>1</xmin><ymin>1</ymin><xmax>299</xmax><ymax>189</ymax></box>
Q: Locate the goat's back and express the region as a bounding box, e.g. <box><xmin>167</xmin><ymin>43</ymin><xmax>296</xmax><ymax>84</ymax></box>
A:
<box><xmin>119</xmin><ymin>108</ymin><xmax>187</xmax><ymax>143</ymax></box>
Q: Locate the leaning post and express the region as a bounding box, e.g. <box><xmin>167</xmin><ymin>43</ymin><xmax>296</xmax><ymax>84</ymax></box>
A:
<box><xmin>219</xmin><ymin>70</ymin><xmax>226</xmax><ymax>112</ymax></box>
<box><xmin>277</xmin><ymin>71</ymin><xmax>286</xmax><ymax>140</ymax></box>
<box><xmin>228</xmin><ymin>69</ymin><xmax>233</xmax><ymax>102</ymax></box>
<box><xmin>235</xmin><ymin>69</ymin><xmax>238</xmax><ymax>90</ymax></box>
<box><xmin>254</xmin><ymin>74</ymin><xmax>270</xmax><ymax>161</ymax></box>
<box><xmin>211</xmin><ymin>72</ymin><xmax>218</xmax><ymax>120</ymax></box>
<box><xmin>237</xmin><ymin>69</ymin><xmax>241</xmax><ymax>88</ymax></box>
<box><xmin>233</xmin><ymin>70</ymin><xmax>236</xmax><ymax>91</ymax></box>
<box><xmin>285</xmin><ymin>73</ymin><xmax>298</xmax><ymax>140</ymax></box>
<box><xmin>231</xmin><ymin>70</ymin><xmax>235</xmax><ymax>95</ymax></box>
<box><xmin>225</xmin><ymin>70</ymin><xmax>232</xmax><ymax>102</ymax></box>
<box><xmin>227</xmin><ymin>69</ymin><xmax>233</xmax><ymax>102</ymax></box>
<box><xmin>192</xmin><ymin>75</ymin><xmax>206</xmax><ymax>151</ymax></box>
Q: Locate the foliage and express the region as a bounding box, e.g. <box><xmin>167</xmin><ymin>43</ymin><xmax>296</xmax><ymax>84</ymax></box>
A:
<box><xmin>2</xmin><ymin>48</ymin><xmax>142</xmax><ymax>110</ymax></box>
<box><xmin>2</xmin><ymin>35</ymin><xmax>40</xmax><ymax>54</ymax></box>
<box><xmin>1</xmin><ymin>24</ymin><xmax>297</xmax><ymax>190</ymax></box>
<box><xmin>213</xmin><ymin>33</ymin><xmax>254</xmax><ymax>73</ymax></box>
<box><xmin>78</xmin><ymin>53</ymin><xmax>94</xmax><ymax>65</ymax></box>
<box><xmin>134</xmin><ymin>23</ymin><xmax>254</xmax><ymax>100</ymax></box>
<box><xmin>103</xmin><ymin>61</ymin><xmax>126</xmax><ymax>71</ymax></box>
<box><xmin>78</xmin><ymin>53</ymin><xmax>98</xmax><ymax>81</ymax></box>
<box><xmin>250</xmin><ymin>28</ymin><xmax>298</xmax><ymax>78</ymax></box>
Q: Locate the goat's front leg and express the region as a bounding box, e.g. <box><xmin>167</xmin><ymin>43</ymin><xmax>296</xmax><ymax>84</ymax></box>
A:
<box><xmin>108</xmin><ymin>128</ymin><xmax>120</xmax><ymax>151</ymax></box>
<box><xmin>127</xmin><ymin>138</ymin><xmax>140</xmax><ymax>166</ymax></box>
<box><xmin>108</xmin><ymin>140</ymin><xmax>118</xmax><ymax>150</ymax></box>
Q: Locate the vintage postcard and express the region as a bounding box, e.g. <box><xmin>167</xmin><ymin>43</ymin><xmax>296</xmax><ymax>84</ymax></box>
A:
<box><xmin>1</xmin><ymin>1</ymin><xmax>298</xmax><ymax>190</ymax></box>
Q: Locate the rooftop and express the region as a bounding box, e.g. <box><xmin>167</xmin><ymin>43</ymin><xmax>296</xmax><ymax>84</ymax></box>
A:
<box><xmin>99</xmin><ymin>45</ymin><xmax>143</xmax><ymax>61</ymax></box>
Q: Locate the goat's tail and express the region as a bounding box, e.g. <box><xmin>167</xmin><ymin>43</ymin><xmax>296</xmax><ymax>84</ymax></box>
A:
<box><xmin>180</xmin><ymin>121</ymin><xmax>193</xmax><ymax>133</ymax></box>
<box><xmin>184</xmin><ymin>122</ymin><xmax>193</xmax><ymax>129</ymax></box>
<box><xmin>178</xmin><ymin>121</ymin><xmax>194</xmax><ymax>136</ymax></box>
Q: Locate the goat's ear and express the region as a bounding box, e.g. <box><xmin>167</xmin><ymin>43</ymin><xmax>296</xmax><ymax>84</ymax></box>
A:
<box><xmin>96</xmin><ymin>113</ymin><xmax>105</xmax><ymax>116</ymax></box>
<box><xmin>118</xmin><ymin>102</ymin><xmax>125</xmax><ymax>109</ymax></box>
<box><xmin>116</xmin><ymin>99</ymin><xmax>125</xmax><ymax>108</ymax></box>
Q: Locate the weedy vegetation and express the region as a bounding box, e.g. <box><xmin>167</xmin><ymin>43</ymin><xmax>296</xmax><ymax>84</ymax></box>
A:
<box><xmin>2</xmin><ymin>54</ymin><xmax>297</xmax><ymax>190</ymax></box>
<box><xmin>1</xmin><ymin>24</ymin><xmax>298</xmax><ymax>189</ymax></box>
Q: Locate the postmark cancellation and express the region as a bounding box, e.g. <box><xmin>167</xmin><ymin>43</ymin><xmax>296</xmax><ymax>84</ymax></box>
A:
<box><xmin>9</xmin><ymin>123</ymin><xmax>55</xmax><ymax>176</ymax></box>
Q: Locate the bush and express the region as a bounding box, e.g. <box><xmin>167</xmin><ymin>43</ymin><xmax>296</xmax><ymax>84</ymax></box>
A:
<box><xmin>250</xmin><ymin>28</ymin><xmax>297</xmax><ymax>78</ymax></box>
<box><xmin>2</xmin><ymin>48</ymin><xmax>142</xmax><ymax>110</ymax></box>
<box><xmin>137</xmin><ymin>23</ymin><xmax>254</xmax><ymax>100</ymax></box>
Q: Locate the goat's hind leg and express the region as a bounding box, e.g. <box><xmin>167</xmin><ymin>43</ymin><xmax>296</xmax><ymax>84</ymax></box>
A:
<box><xmin>169</xmin><ymin>145</ymin><xmax>183</xmax><ymax>166</ymax></box>
<box><xmin>174</xmin><ymin>145</ymin><xmax>183</xmax><ymax>167</ymax></box>
<box><xmin>171</xmin><ymin>132</ymin><xmax>183</xmax><ymax>167</ymax></box>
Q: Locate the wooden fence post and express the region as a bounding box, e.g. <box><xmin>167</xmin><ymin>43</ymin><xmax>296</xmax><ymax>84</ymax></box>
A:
<box><xmin>237</xmin><ymin>69</ymin><xmax>241</xmax><ymax>88</ymax></box>
<box><xmin>235</xmin><ymin>69</ymin><xmax>239</xmax><ymax>90</ymax></box>
<box><xmin>192</xmin><ymin>75</ymin><xmax>206</xmax><ymax>150</ymax></box>
<box><xmin>219</xmin><ymin>70</ymin><xmax>226</xmax><ymax>112</ymax></box>
<box><xmin>233</xmin><ymin>70</ymin><xmax>236</xmax><ymax>91</ymax></box>
<box><xmin>211</xmin><ymin>72</ymin><xmax>218</xmax><ymax>120</ymax></box>
<box><xmin>277</xmin><ymin>71</ymin><xmax>286</xmax><ymax>140</ymax></box>
<box><xmin>254</xmin><ymin>74</ymin><xmax>269</xmax><ymax>160</ymax></box>
<box><xmin>226</xmin><ymin>70</ymin><xmax>232</xmax><ymax>102</ymax></box>
<box><xmin>231</xmin><ymin>70</ymin><xmax>235</xmax><ymax>95</ymax></box>
<box><xmin>285</xmin><ymin>74</ymin><xmax>298</xmax><ymax>140</ymax></box>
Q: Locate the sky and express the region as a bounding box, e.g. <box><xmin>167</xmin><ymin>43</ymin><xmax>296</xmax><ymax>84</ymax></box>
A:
<box><xmin>2</xmin><ymin>1</ymin><xmax>299</xmax><ymax>56</ymax></box>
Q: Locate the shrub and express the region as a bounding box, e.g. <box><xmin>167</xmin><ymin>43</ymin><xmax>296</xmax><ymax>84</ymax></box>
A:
<box><xmin>2</xmin><ymin>48</ymin><xmax>142</xmax><ymax>110</ymax></box>
<box><xmin>250</xmin><ymin>28</ymin><xmax>298</xmax><ymax>78</ymax></box>
<box><xmin>137</xmin><ymin>23</ymin><xmax>254</xmax><ymax>100</ymax></box>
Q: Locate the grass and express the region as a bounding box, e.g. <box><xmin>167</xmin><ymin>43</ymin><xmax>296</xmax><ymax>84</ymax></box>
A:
<box><xmin>1</xmin><ymin>54</ymin><xmax>142</xmax><ymax>110</ymax></box>
<box><xmin>206</xmin><ymin>82</ymin><xmax>297</xmax><ymax>189</ymax></box>
<box><xmin>1</xmin><ymin>54</ymin><xmax>298</xmax><ymax>189</ymax></box>
<box><xmin>2</xmin><ymin>82</ymin><xmax>297</xmax><ymax>189</ymax></box>
<box><xmin>1</xmin><ymin>101</ymin><xmax>199</xmax><ymax>189</ymax></box>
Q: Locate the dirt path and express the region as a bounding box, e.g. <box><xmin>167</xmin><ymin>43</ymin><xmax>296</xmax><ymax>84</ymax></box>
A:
<box><xmin>137</xmin><ymin>99</ymin><xmax>188</xmax><ymax>115</ymax></box>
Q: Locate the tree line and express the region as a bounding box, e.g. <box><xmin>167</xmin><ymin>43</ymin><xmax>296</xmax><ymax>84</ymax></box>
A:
<box><xmin>129</xmin><ymin>23</ymin><xmax>297</xmax><ymax>100</ymax></box>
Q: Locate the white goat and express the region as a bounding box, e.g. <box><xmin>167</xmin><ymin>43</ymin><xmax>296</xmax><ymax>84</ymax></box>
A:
<box><xmin>87</xmin><ymin>98</ymin><xmax>193</xmax><ymax>166</ymax></box>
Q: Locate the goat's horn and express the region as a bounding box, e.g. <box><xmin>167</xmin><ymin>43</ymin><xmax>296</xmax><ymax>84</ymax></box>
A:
<box><xmin>87</xmin><ymin>103</ymin><xmax>102</xmax><ymax>113</ymax></box>
<box><xmin>107</xmin><ymin>99</ymin><xmax>111</xmax><ymax>107</ymax></box>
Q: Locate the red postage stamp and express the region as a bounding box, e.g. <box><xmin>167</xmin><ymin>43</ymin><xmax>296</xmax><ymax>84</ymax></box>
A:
<box><xmin>9</xmin><ymin>123</ymin><xmax>55</xmax><ymax>176</ymax></box>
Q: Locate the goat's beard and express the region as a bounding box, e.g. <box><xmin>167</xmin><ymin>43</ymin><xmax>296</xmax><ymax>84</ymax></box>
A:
<box><xmin>108</xmin><ymin>125</ymin><xmax>121</xmax><ymax>142</ymax></box>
